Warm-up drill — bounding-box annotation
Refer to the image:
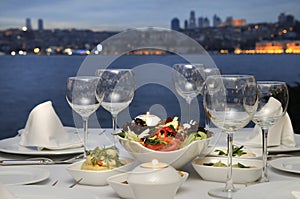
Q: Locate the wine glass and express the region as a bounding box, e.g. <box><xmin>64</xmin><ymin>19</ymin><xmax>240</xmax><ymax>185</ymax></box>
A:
<box><xmin>252</xmin><ymin>81</ymin><xmax>289</xmax><ymax>182</ymax></box>
<box><xmin>96</xmin><ymin>69</ymin><xmax>135</xmax><ymax>134</ymax></box>
<box><xmin>203</xmin><ymin>75</ymin><xmax>258</xmax><ymax>198</ymax></box>
<box><xmin>199</xmin><ymin>67</ymin><xmax>221</xmax><ymax>129</ymax></box>
<box><xmin>66</xmin><ymin>76</ymin><xmax>102</xmax><ymax>157</ymax></box>
<box><xmin>172</xmin><ymin>63</ymin><xmax>205</xmax><ymax>122</ymax></box>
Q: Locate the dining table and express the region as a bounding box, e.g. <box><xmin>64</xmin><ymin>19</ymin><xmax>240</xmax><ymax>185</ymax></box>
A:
<box><xmin>0</xmin><ymin>128</ymin><xmax>299</xmax><ymax>199</ymax></box>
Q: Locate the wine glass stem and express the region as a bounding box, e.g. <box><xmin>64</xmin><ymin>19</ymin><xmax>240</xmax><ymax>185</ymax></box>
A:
<box><xmin>185</xmin><ymin>99</ymin><xmax>191</xmax><ymax>123</ymax></box>
<box><xmin>82</xmin><ymin>117</ymin><xmax>89</xmax><ymax>157</ymax></box>
<box><xmin>112</xmin><ymin>114</ymin><xmax>117</xmax><ymax>145</ymax></box>
<box><xmin>261</xmin><ymin>127</ymin><xmax>269</xmax><ymax>182</ymax></box>
<box><xmin>225</xmin><ymin>132</ymin><xmax>235</xmax><ymax>192</ymax></box>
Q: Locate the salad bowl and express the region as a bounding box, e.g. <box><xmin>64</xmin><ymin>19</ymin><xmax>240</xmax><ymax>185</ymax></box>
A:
<box><xmin>117</xmin><ymin>136</ymin><xmax>211</xmax><ymax>169</ymax></box>
<box><xmin>116</xmin><ymin>117</ymin><xmax>213</xmax><ymax>169</ymax></box>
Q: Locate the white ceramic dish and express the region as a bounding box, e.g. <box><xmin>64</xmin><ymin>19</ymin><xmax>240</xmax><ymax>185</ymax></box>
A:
<box><xmin>235</xmin><ymin>180</ymin><xmax>300</xmax><ymax>199</ymax></box>
<box><xmin>117</xmin><ymin>134</ymin><xmax>212</xmax><ymax>169</ymax></box>
<box><xmin>0</xmin><ymin>166</ymin><xmax>49</xmax><ymax>185</ymax></box>
<box><xmin>67</xmin><ymin>157</ymin><xmax>135</xmax><ymax>186</ymax></box>
<box><xmin>270</xmin><ymin>157</ymin><xmax>300</xmax><ymax>174</ymax></box>
<box><xmin>7</xmin><ymin>185</ymin><xmax>100</xmax><ymax>199</ymax></box>
<box><xmin>107</xmin><ymin>171</ymin><xmax>189</xmax><ymax>199</ymax></box>
<box><xmin>192</xmin><ymin>157</ymin><xmax>262</xmax><ymax>184</ymax></box>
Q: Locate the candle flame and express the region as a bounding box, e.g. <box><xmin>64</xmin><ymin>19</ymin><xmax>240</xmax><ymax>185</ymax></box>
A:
<box><xmin>152</xmin><ymin>159</ymin><xmax>159</xmax><ymax>166</ymax></box>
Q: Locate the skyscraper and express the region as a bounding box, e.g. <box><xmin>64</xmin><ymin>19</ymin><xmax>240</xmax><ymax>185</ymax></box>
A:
<box><xmin>38</xmin><ymin>19</ymin><xmax>44</xmax><ymax>31</ymax></box>
<box><xmin>171</xmin><ymin>18</ymin><xmax>180</xmax><ymax>31</ymax></box>
<box><xmin>189</xmin><ymin>11</ymin><xmax>196</xmax><ymax>29</ymax></box>
<box><xmin>26</xmin><ymin>18</ymin><xmax>32</xmax><ymax>30</ymax></box>
<box><xmin>213</xmin><ymin>14</ymin><xmax>222</xmax><ymax>27</ymax></box>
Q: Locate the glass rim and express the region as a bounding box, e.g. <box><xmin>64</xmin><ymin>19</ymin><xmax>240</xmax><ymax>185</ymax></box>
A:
<box><xmin>68</xmin><ymin>76</ymin><xmax>99</xmax><ymax>80</ymax></box>
<box><xmin>257</xmin><ymin>80</ymin><xmax>287</xmax><ymax>85</ymax></box>
<box><xmin>206</xmin><ymin>74</ymin><xmax>256</xmax><ymax>79</ymax></box>
<box><xmin>172</xmin><ymin>63</ymin><xmax>205</xmax><ymax>67</ymax></box>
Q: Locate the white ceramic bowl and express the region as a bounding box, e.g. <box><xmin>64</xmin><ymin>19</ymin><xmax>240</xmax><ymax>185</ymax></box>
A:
<box><xmin>192</xmin><ymin>157</ymin><xmax>262</xmax><ymax>184</ymax></box>
<box><xmin>117</xmin><ymin>134</ymin><xmax>212</xmax><ymax>169</ymax></box>
<box><xmin>66</xmin><ymin>157</ymin><xmax>135</xmax><ymax>186</ymax></box>
<box><xmin>107</xmin><ymin>171</ymin><xmax>189</xmax><ymax>199</ymax></box>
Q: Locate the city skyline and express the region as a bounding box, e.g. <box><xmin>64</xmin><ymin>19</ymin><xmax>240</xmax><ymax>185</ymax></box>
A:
<box><xmin>1</xmin><ymin>0</ymin><xmax>300</xmax><ymax>31</ymax></box>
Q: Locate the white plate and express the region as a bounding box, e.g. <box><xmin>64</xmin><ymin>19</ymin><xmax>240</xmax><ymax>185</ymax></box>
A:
<box><xmin>235</xmin><ymin>180</ymin><xmax>300</xmax><ymax>199</ymax></box>
<box><xmin>233</xmin><ymin>129</ymin><xmax>300</xmax><ymax>153</ymax></box>
<box><xmin>0</xmin><ymin>127</ymin><xmax>112</xmax><ymax>155</ymax></box>
<box><xmin>7</xmin><ymin>185</ymin><xmax>99</xmax><ymax>199</ymax></box>
<box><xmin>0</xmin><ymin>166</ymin><xmax>49</xmax><ymax>185</ymax></box>
<box><xmin>268</xmin><ymin>134</ymin><xmax>300</xmax><ymax>152</ymax></box>
<box><xmin>270</xmin><ymin>157</ymin><xmax>300</xmax><ymax>174</ymax></box>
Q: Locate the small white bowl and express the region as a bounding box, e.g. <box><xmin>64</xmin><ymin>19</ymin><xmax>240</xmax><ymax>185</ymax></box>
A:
<box><xmin>117</xmin><ymin>134</ymin><xmax>212</xmax><ymax>169</ymax></box>
<box><xmin>66</xmin><ymin>157</ymin><xmax>135</xmax><ymax>186</ymax></box>
<box><xmin>192</xmin><ymin>157</ymin><xmax>262</xmax><ymax>184</ymax></box>
<box><xmin>107</xmin><ymin>171</ymin><xmax>189</xmax><ymax>199</ymax></box>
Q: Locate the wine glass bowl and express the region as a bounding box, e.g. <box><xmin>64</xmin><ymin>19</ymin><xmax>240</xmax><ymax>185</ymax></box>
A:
<box><xmin>203</xmin><ymin>75</ymin><xmax>258</xmax><ymax>198</ymax></box>
<box><xmin>252</xmin><ymin>81</ymin><xmax>289</xmax><ymax>182</ymax></box>
<box><xmin>96</xmin><ymin>69</ymin><xmax>135</xmax><ymax>132</ymax></box>
<box><xmin>172</xmin><ymin>63</ymin><xmax>205</xmax><ymax>122</ymax></box>
<box><xmin>66</xmin><ymin>76</ymin><xmax>102</xmax><ymax>156</ymax></box>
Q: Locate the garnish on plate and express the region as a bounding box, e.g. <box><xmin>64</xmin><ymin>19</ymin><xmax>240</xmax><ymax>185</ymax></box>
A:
<box><xmin>214</xmin><ymin>145</ymin><xmax>257</xmax><ymax>157</ymax></box>
<box><xmin>81</xmin><ymin>146</ymin><xmax>124</xmax><ymax>171</ymax></box>
<box><xmin>203</xmin><ymin>160</ymin><xmax>255</xmax><ymax>168</ymax></box>
<box><xmin>116</xmin><ymin>116</ymin><xmax>209</xmax><ymax>152</ymax></box>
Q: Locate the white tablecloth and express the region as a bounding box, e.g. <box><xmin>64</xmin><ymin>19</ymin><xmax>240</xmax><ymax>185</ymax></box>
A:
<box><xmin>1</xmin><ymin>128</ymin><xmax>299</xmax><ymax>199</ymax></box>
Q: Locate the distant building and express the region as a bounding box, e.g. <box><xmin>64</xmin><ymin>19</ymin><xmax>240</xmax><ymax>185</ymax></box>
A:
<box><xmin>213</xmin><ymin>14</ymin><xmax>222</xmax><ymax>27</ymax></box>
<box><xmin>278</xmin><ymin>13</ymin><xmax>295</xmax><ymax>26</ymax></box>
<box><xmin>26</xmin><ymin>18</ymin><xmax>32</xmax><ymax>30</ymax></box>
<box><xmin>222</xmin><ymin>16</ymin><xmax>246</xmax><ymax>26</ymax></box>
<box><xmin>198</xmin><ymin>17</ymin><xmax>204</xmax><ymax>28</ymax></box>
<box><xmin>189</xmin><ymin>11</ymin><xmax>196</xmax><ymax>29</ymax></box>
<box><xmin>38</xmin><ymin>19</ymin><xmax>44</xmax><ymax>31</ymax></box>
<box><xmin>203</xmin><ymin>17</ymin><xmax>210</xmax><ymax>28</ymax></box>
<box><xmin>184</xmin><ymin>20</ymin><xmax>188</xmax><ymax>29</ymax></box>
<box><xmin>171</xmin><ymin>18</ymin><xmax>180</xmax><ymax>31</ymax></box>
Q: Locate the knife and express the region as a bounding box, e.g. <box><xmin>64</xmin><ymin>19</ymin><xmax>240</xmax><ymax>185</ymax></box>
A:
<box><xmin>0</xmin><ymin>158</ymin><xmax>72</xmax><ymax>166</ymax></box>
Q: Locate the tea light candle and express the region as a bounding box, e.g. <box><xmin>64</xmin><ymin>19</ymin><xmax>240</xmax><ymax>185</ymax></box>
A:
<box><xmin>141</xmin><ymin>159</ymin><xmax>168</xmax><ymax>169</ymax></box>
<box><xmin>136</xmin><ymin>112</ymin><xmax>161</xmax><ymax>126</ymax></box>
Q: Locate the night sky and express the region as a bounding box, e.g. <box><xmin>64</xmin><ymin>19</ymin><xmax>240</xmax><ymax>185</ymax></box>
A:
<box><xmin>0</xmin><ymin>0</ymin><xmax>299</xmax><ymax>31</ymax></box>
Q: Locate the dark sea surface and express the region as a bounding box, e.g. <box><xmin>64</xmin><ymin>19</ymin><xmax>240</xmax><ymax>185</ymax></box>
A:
<box><xmin>0</xmin><ymin>54</ymin><xmax>299</xmax><ymax>139</ymax></box>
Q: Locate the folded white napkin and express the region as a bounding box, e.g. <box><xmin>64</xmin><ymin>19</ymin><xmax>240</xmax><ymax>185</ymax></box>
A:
<box><xmin>246</xmin><ymin>97</ymin><xmax>296</xmax><ymax>147</ymax></box>
<box><xmin>19</xmin><ymin>101</ymin><xmax>82</xmax><ymax>150</ymax></box>
<box><xmin>292</xmin><ymin>191</ymin><xmax>300</xmax><ymax>199</ymax></box>
<box><xmin>0</xmin><ymin>184</ymin><xmax>18</xmax><ymax>199</ymax></box>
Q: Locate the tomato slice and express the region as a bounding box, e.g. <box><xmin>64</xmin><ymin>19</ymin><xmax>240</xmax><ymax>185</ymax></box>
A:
<box><xmin>146</xmin><ymin>143</ymin><xmax>166</xmax><ymax>151</ymax></box>
<box><xmin>145</xmin><ymin>137</ymin><xmax>182</xmax><ymax>152</ymax></box>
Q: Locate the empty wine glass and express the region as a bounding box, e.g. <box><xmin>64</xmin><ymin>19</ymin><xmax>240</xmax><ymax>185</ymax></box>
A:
<box><xmin>203</xmin><ymin>75</ymin><xmax>258</xmax><ymax>198</ymax></box>
<box><xmin>172</xmin><ymin>63</ymin><xmax>205</xmax><ymax>122</ymax></box>
<box><xmin>96</xmin><ymin>69</ymin><xmax>135</xmax><ymax>134</ymax></box>
<box><xmin>66</xmin><ymin>76</ymin><xmax>103</xmax><ymax>156</ymax></box>
<box><xmin>252</xmin><ymin>81</ymin><xmax>289</xmax><ymax>182</ymax></box>
<box><xmin>200</xmin><ymin>67</ymin><xmax>221</xmax><ymax>129</ymax></box>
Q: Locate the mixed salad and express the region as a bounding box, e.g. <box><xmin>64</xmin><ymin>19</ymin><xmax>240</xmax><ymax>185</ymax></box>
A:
<box><xmin>116</xmin><ymin>116</ymin><xmax>209</xmax><ymax>152</ymax></box>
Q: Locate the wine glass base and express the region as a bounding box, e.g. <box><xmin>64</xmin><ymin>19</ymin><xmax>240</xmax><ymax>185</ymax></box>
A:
<box><xmin>259</xmin><ymin>177</ymin><xmax>269</xmax><ymax>183</ymax></box>
<box><xmin>208</xmin><ymin>187</ymin><xmax>238</xmax><ymax>199</ymax></box>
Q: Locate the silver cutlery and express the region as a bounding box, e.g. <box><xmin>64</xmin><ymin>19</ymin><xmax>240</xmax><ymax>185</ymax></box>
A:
<box><xmin>0</xmin><ymin>153</ymin><xmax>84</xmax><ymax>166</ymax></box>
<box><xmin>69</xmin><ymin>178</ymin><xmax>83</xmax><ymax>188</ymax></box>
